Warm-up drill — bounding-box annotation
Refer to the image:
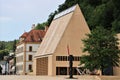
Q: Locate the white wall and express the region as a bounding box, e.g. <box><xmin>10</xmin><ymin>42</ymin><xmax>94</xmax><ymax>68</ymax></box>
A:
<box><xmin>16</xmin><ymin>62</ymin><xmax>23</xmax><ymax>65</ymax></box>
<box><xmin>26</xmin><ymin>44</ymin><xmax>40</xmax><ymax>51</ymax></box>
<box><xmin>26</xmin><ymin>62</ymin><xmax>33</xmax><ymax>72</ymax></box>
<box><xmin>16</xmin><ymin>43</ymin><xmax>24</xmax><ymax>74</ymax></box>
<box><xmin>16</xmin><ymin>52</ymin><xmax>24</xmax><ymax>57</ymax></box>
<box><xmin>16</xmin><ymin>43</ymin><xmax>40</xmax><ymax>74</ymax></box>
<box><xmin>16</xmin><ymin>43</ymin><xmax>24</xmax><ymax>51</ymax></box>
<box><xmin>25</xmin><ymin>43</ymin><xmax>40</xmax><ymax>73</ymax></box>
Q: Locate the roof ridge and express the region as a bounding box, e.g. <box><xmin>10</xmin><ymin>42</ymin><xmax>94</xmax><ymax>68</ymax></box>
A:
<box><xmin>54</xmin><ymin>4</ymin><xmax>77</xmax><ymax>20</ymax></box>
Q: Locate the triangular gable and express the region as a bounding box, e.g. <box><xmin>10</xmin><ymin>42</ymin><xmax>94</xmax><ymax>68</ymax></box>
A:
<box><xmin>35</xmin><ymin>4</ymin><xmax>90</xmax><ymax>57</ymax></box>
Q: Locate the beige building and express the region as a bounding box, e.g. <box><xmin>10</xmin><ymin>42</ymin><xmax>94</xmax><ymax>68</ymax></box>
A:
<box><xmin>16</xmin><ymin>28</ymin><xmax>46</xmax><ymax>74</ymax></box>
<box><xmin>33</xmin><ymin>4</ymin><xmax>120</xmax><ymax>76</ymax></box>
<box><xmin>33</xmin><ymin>4</ymin><xmax>90</xmax><ymax>76</ymax></box>
<box><xmin>113</xmin><ymin>34</ymin><xmax>120</xmax><ymax>76</ymax></box>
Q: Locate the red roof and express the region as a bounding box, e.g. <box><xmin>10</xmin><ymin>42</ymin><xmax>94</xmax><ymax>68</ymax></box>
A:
<box><xmin>20</xmin><ymin>32</ymin><xmax>28</xmax><ymax>38</ymax></box>
<box><xmin>20</xmin><ymin>30</ymin><xmax>46</xmax><ymax>42</ymax></box>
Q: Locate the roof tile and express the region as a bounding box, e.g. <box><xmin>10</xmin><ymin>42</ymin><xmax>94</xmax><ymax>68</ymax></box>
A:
<box><xmin>20</xmin><ymin>30</ymin><xmax>46</xmax><ymax>42</ymax></box>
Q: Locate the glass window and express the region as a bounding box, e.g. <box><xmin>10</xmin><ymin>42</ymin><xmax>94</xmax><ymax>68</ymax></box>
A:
<box><xmin>29</xmin><ymin>46</ymin><xmax>32</xmax><ymax>52</ymax></box>
<box><xmin>29</xmin><ymin>65</ymin><xmax>32</xmax><ymax>70</ymax></box>
<box><xmin>29</xmin><ymin>55</ymin><xmax>32</xmax><ymax>61</ymax></box>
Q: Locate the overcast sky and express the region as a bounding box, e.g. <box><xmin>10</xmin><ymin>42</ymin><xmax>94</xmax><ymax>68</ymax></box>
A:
<box><xmin>0</xmin><ymin>0</ymin><xmax>65</xmax><ymax>41</ymax></box>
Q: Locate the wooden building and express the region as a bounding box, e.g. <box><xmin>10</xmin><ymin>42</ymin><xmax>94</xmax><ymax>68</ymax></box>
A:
<box><xmin>34</xmin><ymin>4</ymin><xmax>90</xmax><ymax>76</ymax></box>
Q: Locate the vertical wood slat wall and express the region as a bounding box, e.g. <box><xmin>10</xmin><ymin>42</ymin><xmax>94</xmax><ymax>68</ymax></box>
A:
<box><xmin>36</xmin><ymin>57</ymin><xmax>48</xmax><ymax>75</ymax></box>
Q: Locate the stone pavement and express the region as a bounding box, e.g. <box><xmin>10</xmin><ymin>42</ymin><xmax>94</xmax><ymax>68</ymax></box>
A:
<box><xmin>0</xmin><ymin>75</ymin><xmax>101</xmax><ymax>80</ymax></box>
<box><xmin>99</xmin><ymin>76</ymin><xmax>120</xmax><ymax>80</ymax></box>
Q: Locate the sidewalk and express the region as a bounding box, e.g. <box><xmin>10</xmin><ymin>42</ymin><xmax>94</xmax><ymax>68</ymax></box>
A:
<box><xmin>0</xmin><ymin>75</ymin><xmax>101</xmax><ymax>80</ymax></box>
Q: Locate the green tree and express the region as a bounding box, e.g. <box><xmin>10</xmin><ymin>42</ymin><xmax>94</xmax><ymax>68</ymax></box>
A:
<box><xmin>88</xmin><ymin>0</ymin><xmax>102</xmax><ymax>7</ymax></box>
<box><xmin>47</xmin><ymin>11</ymin><xmax>57</xmax><ymax>26</ymax></box>
<box><xmin>58</xmin><ymin>0</ymin><xmax>79</xmax><ymax>12</ymax></box>
<box><xmin>46</xmin><ymin>0</ymin><xmax>120</xmax><ymax>32</ymax></box>
<box><xmin>13</xmin><ymin>40</ymin><xmax>17</xmax><ymax>52</ymax></box>
<box><xmin>35</xmin><ymin>22</ymin><xmax>48</xmax><ymax>30</ymax></box>
<box><xmin>0</xmin><ymin>49</ymin><xmax>9</xmax><ymax>61</ymax></box>
<box><xmin>80</xmin><ymin>27</ymin><xmax>120</xmax><ymax>75</ymax></box>
<box><xmin>5</xmin><ymin>41</ymin><xmax>14</xmax><ymax>50</ymax></box>
<box><xmin>112</xmin><ymin>20</ymin><xmax>120</xmax><ymax>33</ymax></box>
<box><xmin>0</xmin><ymin>41</ymin><xmax>5</xmax><ymax>50</ymax></box>
<box><xmin>88</xmin><ymin>2</ymin><xmax>114</xmax><ymax>30</ymax></box>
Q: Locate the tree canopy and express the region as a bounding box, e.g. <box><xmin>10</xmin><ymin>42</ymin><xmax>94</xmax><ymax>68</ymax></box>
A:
<box><xmin>34</xmin><ymin>22</ymin><xmax>48</xmax><ymax>30</ymax></box>
<box><xmin>0</xmin><ymin>49</ymin><xmax>9</xmax><ymax>61</ymax></box>
<box><xmin>46</xmin><ymin>0</ymin><xmax>120</xmax><ymax>33</ymax></box>
<box><xmin>0</xmin><ymin>40</ymin><xmax>18</xmax><ymax>61</ymax></box>
<box><xmin>80</xmin><ymin>27</ymin><xmax>120</xmax><ymax>75</ymax></box>
<box><xmin>0</xmin><ymin>41</ymin><xmax>15</xmax><ymax>51</ymax></box>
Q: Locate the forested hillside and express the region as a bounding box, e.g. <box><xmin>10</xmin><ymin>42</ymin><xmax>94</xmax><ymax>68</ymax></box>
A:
<box><xmin>0</xmin><ymin>40</ymin><xmax>17</xmax><ymax>61</ymax></box>
<box><xmin>38</xmin><ymin>0</ymin><xmax>120</xmax><ymax>33</ymax></box>
<box><xmin>0</xmin><ymin>40</ymin><xmax>17</xmax><ymax>51</ymax></box>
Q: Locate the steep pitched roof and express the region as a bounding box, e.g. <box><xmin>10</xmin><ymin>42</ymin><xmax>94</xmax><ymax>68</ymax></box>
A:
<box><xmin>35</xmin><ymin>4</ymin><xmax>90</xmax><ymax>57</ymax></box>
<box><xmin>20</xmin><ymin>30</ymin><xmax>46</xmax><ymax>42</ymax></box>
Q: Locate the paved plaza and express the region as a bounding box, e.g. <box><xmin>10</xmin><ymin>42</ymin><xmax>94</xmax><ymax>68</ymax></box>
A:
<box><xmin>0</xmin><ymin>75</ymin><xmax>120</xmax><ymax>80</ymax></box>
<box><xmin>0</xmin><ymin>75</ymin><xmax>101</xmax><ymax>80</ymax></box>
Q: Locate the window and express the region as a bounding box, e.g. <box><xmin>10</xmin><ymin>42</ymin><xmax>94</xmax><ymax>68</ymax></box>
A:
<box><xmin>29</xmin><ymin>46</ymin><xmax>32</xmax><ymax>52</ymax></box>
<box><xmin>56</xmin><ymin>56</ymin><xmax>80</xmax><ymax>61</ymax></box>
<box><xmin>29</xmin><ymin>55</ymin><xmax>32</xmax><ymax>61</ymax></box>
<box><xmin>56</xmin><ymin>67</ymin><xmax>67</xmax><ymax>75</ymax></box>
<box><xmin>29</xmin><ymin>65</ymin><xmax>32</xmax><ymax>71</ymax></box>
<box><xmin>63</xmin><ymin>56</ymin><xmax>67</xmax><ymax>61</ymax></box>
<box><xmin>56</xmin><ymin>56</ymin><xmax>59</xmax><ymax>61</ymax></box>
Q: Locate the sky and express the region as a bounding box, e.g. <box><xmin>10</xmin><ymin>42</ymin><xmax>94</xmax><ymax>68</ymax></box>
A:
<box><xmin>0</xmin><ymin>0</ymin><xmax>65</xmax><ymax>41</ymax></box>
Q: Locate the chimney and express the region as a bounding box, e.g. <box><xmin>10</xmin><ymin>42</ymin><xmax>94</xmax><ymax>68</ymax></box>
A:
<box><xmin>45</xmin><ymin>26</ymin><xmax>48</xmax><ymax>32</ymax></box>
<box><xmin>31</xmin><ymin>24</ymin><xmax>36</xmax><ymax>30</ymax></box>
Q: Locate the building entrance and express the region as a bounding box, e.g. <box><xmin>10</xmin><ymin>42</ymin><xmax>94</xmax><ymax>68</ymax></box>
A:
<box><xmin>56</xmin><ymin>67</ymin><xmax>78</xmax><ymax>75</ymax></box>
